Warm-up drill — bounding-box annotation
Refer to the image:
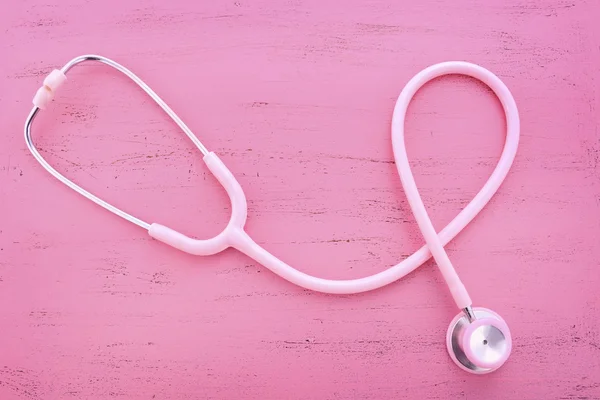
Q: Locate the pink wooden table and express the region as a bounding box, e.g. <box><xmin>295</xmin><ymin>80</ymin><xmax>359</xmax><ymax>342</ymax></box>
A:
<box><xmin>1</xmin><ymin>1</ymin><xmax>599</xmax><ymax>399</ymax></box>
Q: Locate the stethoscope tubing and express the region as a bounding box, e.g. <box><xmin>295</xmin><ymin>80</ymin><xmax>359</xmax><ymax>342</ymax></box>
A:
<box><xmin>24</xmin><ymin>55</ymin><xmax>519</xmax><ymax>313</ymax></box>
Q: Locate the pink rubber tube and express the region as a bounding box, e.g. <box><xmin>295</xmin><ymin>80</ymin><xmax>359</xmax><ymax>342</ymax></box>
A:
<box><xmin>150</xmin><ymin>61</ymin><xmax>520</xmax><ymax>305</ymax></box>
<box><xmin>390</xmin><ymin>61</ymin><xmax>520</xmax><ymax>308</ymax></box>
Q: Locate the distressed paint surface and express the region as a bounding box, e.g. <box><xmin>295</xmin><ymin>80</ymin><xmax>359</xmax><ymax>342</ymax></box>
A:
<box><xmin>1</xmin><ymin>0</ymin><xmax>600</xmax><ymax>399</ymax></box>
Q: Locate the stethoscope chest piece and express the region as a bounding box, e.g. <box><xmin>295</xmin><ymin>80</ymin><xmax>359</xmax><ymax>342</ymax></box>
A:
<box><xmin>447</xmin><ymin>308</ymin><xmax>512</xmax><ymax>374</ymax></box>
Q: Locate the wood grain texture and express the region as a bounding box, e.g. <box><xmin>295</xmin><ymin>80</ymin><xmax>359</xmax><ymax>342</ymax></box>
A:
<box><xmin>1</xmin><ymin>0</ymin><xmax>599</xmax><ymax>399</ymax></box>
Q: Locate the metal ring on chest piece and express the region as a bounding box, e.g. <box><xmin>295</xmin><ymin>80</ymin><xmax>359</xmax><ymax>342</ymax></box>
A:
<box><xmin>447</xmin><ymin>307</ymin><xmax>512</xmax><ymax>374</ymax></box>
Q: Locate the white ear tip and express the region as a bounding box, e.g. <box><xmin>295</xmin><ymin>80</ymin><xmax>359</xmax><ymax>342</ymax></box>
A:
<box><xmin>33</xmin><ymin>69</ymin><xmax>66</xmax><ymax>109</ymax></box>
<box><xmin>32</xmin><ymin>86</ymin><xmax>53</xmax><ymax>109</ymax></box>
<box><xmin>42</xmin><ymin>69</ymin><xmax>67</xmax><ymax>92</ymax></box>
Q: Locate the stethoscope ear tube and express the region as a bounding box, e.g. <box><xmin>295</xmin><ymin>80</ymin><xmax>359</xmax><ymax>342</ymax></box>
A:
<box><xmin>25</xmin><ymin>56</ymin><xmax>519</xmax><ymax>373</ymax></box>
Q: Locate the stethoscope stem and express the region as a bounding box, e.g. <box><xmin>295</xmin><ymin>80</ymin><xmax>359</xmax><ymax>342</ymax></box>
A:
<box><xmin>463</xmin><ymin>305</ymin><xmax>477</xmax><ymax>322</ymax></box>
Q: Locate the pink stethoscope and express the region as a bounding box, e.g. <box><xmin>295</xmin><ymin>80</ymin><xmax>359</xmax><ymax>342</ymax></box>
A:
<box><xmin>26</xmin><ymin>55</ymin><xmax>519</xmax><ymax>374</ymax></box>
